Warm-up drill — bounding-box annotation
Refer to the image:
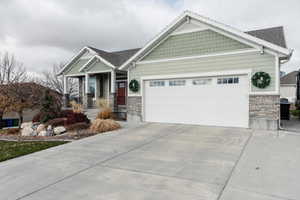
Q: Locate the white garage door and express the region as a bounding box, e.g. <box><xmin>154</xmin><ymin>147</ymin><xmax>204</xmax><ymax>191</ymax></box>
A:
<box><xmin>144</xmin><ymin>75</ymin><xmax>249</xmax><ymax>128</ymax></box>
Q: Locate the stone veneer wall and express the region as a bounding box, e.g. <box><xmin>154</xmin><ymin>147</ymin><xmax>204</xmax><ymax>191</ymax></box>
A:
<box><xmin>127</xmin><ymin>96</ymin><xmax>142</xmax><ymax>122</ymax></box>
<box><xmin>109</xmin><ymin>93</ymin><xmax>117</xmax><ymax>112</ymax></box>
<box><xmin>249</xmin><ymin>95</ymin><xmax>280</xmax><ymax>130</ymax></box>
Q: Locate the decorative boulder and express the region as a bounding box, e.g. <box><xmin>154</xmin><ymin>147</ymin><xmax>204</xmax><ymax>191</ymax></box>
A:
<box><xmin>53</xmin><ymin>126</ymin><xmax>66</xmax><ymax>135</ymax></box>
<box><xmin>36</xmin><ymin>124</ymin><xmax>46</xmax><ymax>134</ymax></box>
<box><xmin>21</xmin><ymin>122</ymin><xmax>32</xmax><ymax>129</ymax></box>
<box><xmin>21</xmin><ymin>127</ymin><xmax>37</xmax><ymax>136</ymax></box>
<box><xmin>46</xmin><ymin>125</ymin><xmax>54</xmax><ymax>136</ymax></box>
<box><xmin>39</xmin><ymin>130</ymin><xmax>48</xmax><ymax>137</ymax></box>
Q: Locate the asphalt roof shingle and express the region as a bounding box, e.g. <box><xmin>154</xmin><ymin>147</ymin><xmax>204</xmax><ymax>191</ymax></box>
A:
<box><xmin>281</xmin><ymin>71</ymin><xmax>298</xmax><ymax>85</ymax></box>
<box><xmin>246</xmin><ymin>26</ymin><xmax>287</xmax><ymax>48</ymax></box>
<box><xmin>88</xmin><ymin>46</ymin><xmax>140</xmax><ymax>67</ymax></box>
<box><xmin>88</xmin><ymin>26</ymin><xmax>287</xmax><ymax>68</ymax></box>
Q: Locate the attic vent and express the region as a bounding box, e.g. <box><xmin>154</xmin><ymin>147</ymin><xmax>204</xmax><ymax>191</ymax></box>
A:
<box><xmin>186</xmin><ymin>16</ymin><xmax>191</xmax><ymax>24</ymax></box>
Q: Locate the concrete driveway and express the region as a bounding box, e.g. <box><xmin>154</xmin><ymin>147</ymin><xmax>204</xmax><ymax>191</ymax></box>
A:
<box><xmin>0</xmin><ymin>123</ymin><xmax>299</xmax><ymax>200</ymax></box>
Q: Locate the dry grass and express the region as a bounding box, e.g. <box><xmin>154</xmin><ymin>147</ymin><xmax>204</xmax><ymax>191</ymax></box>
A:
<box><xmin>96</xmin><ymin>98</ymin><xmax>110</xmax><ymax>109</ymax></box>
<box><xmin>90</xmin><ymin>119</ymin><xmax>121</xmax><ymax>133</ymax></box>
<box><xmin>97</xmin><ymin>108</ymin><xmax>114</xmax><ymax>119</ymax></box>
<box><xmin>70</xmin><ymin>101</ymin><xmax>84</xmax><ymax>113</ymax></box>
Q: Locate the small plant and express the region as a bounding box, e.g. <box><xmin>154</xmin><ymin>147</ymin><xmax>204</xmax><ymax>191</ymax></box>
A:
<box><xmin>90</xmin><ymin>119</ymin><xmax>120</xmax><ymax>133</ymax></box>
<box><xmin>97</xmin><ymin>108</ymin><xmax>113</xmax><ymax>119</ymax></box>
<box><xmin>291</xmin><ymin>110</ymin><xmax>300</xmax><ymax>117</ymax></box>
<box><xmin>96</xmin><ymin>98</ymin><xmax>114</xmax><ymax>120</ymax></box>
<box><xmin>70</xmin><ymin>101</ymin><xmax>84</xmax><ymax>113</ymax></box>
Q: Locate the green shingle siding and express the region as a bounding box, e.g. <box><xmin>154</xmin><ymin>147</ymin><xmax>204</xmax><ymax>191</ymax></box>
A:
<box><xmin>85</xmin><ymin>60</ymin><xmax>111</xmax><ymax>72</ymax></box>
<box><xmin>65</xmin><ymin>59</ymin><xmax>89</xmax><ymax>75</ymax></box>
<box><xmin>143</xmin><ymin>30</ymin><xmax>251</xmax><ymax>61</ymax></box>
<box><xmin>130</xmin><ymin>52</ymin><xmax>275</xmax><ymax>95</ymax></box>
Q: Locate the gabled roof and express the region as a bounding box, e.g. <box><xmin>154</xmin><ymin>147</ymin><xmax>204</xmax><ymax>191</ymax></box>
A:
<box><xmin>88</xmin><ymin>46</ymin><xmax>140</xmax><ymax>67</ymax></box>
<box><xmin>246</xmin><ymin>26</ymin><xmax>287</xmax><ymax>48</ymax></box>
<box><xmin>281</xmin><ymin>71</ymin><xmax>298</xmax><ymax>85</ymax></box>
<box><xmin>120</xmin><ymin>11</ymin><xmax>293</xmax><ymax>70</ymax></box>
<box><xmin>58</xmin><ymin>46</ymin><xmax>140</xmax><ymax>75</ymax></box>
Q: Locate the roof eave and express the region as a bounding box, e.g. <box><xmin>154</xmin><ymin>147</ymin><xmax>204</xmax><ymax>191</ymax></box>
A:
<box><xmin>120</xmin><ymin>11</ymin><xmax>293</xmax><ymax>70</ymax></box>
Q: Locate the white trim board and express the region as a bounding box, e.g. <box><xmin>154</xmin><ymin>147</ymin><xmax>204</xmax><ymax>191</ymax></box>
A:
<box><xmin>59</xmin><ymin>46</ymin><xmax>116</xmax><ymax>76</ymax></box>
<box><xmin>137</xmin><ymin>49</ymin><xmax>259</xmax><ymax>65</ymax></box>
<box><xmin>58</xmin><ymin>46</ymin><xmax>100</xmax><ymax>75</ymax></box>
<box><xmin>79</xmin><ymin>55</ymin><xmax>116</xmax><ymax>72</ymax></box>
<box><xmin>171</xmin><ymin>27</ymin><xmax>209</xmax><ymax>36</ymax></box>
<box><xmin>140</xmin><ymin>69</ymin><xmax>252</xmax><ymax>81</ymax></box>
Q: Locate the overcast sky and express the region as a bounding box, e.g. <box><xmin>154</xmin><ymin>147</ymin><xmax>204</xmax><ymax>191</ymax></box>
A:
<box><xmin>0</xmin><ymin>0</ymin><xmax>299</xmax><ymax>75</ymax></box>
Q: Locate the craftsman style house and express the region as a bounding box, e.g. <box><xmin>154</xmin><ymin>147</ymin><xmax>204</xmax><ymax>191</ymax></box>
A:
<box><xmin>58</xmin><ymin>11</ymin><xmax>292</xmax><ymax>130</ymax></box>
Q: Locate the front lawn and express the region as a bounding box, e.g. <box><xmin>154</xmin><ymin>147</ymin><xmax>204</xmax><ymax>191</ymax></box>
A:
<box><xmin>0</xmin><ymin>140</ymin><xmax>68</xmax><ymax>162</ymax></box>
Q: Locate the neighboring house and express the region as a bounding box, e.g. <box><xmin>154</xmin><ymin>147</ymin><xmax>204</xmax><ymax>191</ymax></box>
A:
<box><xmin>280</xmin><ymin>71</ymin><xmax>298</xmax><ymax>103</ymax></box>
<box><xmin>59</xmin><ymin>11</ymin><xmax>293</xmax><ymax>130</ymax></box>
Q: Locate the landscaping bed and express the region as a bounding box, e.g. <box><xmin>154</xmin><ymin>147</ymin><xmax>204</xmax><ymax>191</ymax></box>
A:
<box><xmin>0</xmin><ymin>140</ymin><xmax>68</xmax><ymax>162</ymax></box>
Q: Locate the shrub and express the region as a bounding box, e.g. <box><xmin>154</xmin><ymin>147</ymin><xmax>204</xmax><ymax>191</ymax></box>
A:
<box><xmin>70</xmin><ymin>101</ymin><xmax>84</xmax><ymax>113</ymax></box>
<box><xmin>65</xmin><ymin>112</ymin><xmax>90</xmax><ymax>125</ymax></box>
<box><xmin>39</xmin><ymin>90</ymin><xmax>61</xmax><ymax>123</ymax></box>
<box><xmin>65</xmin><ymin>122</ymin><xmax>90</xmax><ymax>132</ymax></box>
<box><xmin>34</xmin><ymin>110</ymin><xmax>90</xmax><ymax>126</ymax></box>
<box><xmin>45</xmin><ymin>118</ymin><xmax>66</xmax><ymax>128</ymax></box>
<box><xmin>97</xmin><ymin>108</ymin><xmax>114</xmax><ymax>120</ymax></box>
<box><xmin>90</xmin><ymin>119</ymin><xmax>120</xmax><ymax>133</ymax></box>
<box><xmin>32</xmin><ymin>112</ymin><xmax>42</xmax><ymax>123</ymax></box>
<box><xmin>32</xmin><ymin>111</ymin><xmax>58</xmax><ymax>123</ymax></box>
<box><xmin>291</xmin><ymin>110</ymin><xmax>300</xmax><ymax>117</ymax></box>
<box><xmin>59</xmin><ymin>110</ymin><xmax>74</xmax><ymax>118</ymax></box>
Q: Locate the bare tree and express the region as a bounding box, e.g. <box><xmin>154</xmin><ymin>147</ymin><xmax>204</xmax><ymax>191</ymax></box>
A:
<box><xmin>0</xmin><ymin>52</ymin><xmax>27</xmax><ymax>84</ymax></box>
<box><xmin>41</xmin><ymin>63</ymin><xmax>78</xmax><ymax>97</ymax></box>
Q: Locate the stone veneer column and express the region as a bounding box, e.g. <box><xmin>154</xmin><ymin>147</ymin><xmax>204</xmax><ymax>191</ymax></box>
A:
<box><xmin>127</xmin><ymin>96</ymin><xmax>142</xmax><ymax>122</ymax></box>
<box><xmin>249</xmin><ymin>95</ymin><xmax>280</xmax><ymax>130</ymax></box>
<box><xmin>83</xmin><ymin>93</ymin><xmax>93</xmax><ymax>108</ymax></box>
<box><xmin>109</xmin><ymin>93</ymin><xmax>117</xmax><ymax>112</ymax></box>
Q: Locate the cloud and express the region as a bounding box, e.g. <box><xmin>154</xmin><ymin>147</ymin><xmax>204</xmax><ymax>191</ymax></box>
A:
<box><xmin>0</xmin><ymin>0</ymin><xmax>298</xmax><ymax>74</ymax></box>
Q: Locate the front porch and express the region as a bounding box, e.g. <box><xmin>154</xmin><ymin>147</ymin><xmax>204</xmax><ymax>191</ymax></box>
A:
<box><xmin>63</xmin><ymin>70</ymin><xmax>127</xmax><ymax>114</ymax></box>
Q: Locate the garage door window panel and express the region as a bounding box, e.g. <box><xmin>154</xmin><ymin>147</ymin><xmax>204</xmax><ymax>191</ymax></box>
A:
<box><xmin>169</xmin><ymin>80</ymin><xmax>186</xmax><ymax>86</ymax></box>
<box><xmin>193</xmin><ymin>78</ymin><xmax>212</xmax><ymax>85</ymax></box>
<box><xmin>217</xmin><ymin>77</ymin><xmax>239</xmax><ymax>85</ymax></box>
<box><xmin>150</xmin><ymin>80</ymin><xmax>165</xmax><ymax>87</ymax></box>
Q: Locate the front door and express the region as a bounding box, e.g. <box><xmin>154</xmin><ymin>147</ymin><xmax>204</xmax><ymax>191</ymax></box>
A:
<box><xmin>117</xmin><ymin>81</ymin><xmax>127</xmax><ymax>105</ymax></box>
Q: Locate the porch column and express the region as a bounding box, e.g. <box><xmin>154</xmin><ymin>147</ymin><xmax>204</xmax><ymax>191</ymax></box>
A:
<box><xmin>110</xmin><ymin>70</ymin><xmax>116</xmax><ymax>93</ymax></box>
<box><xmin>109</xmin><ymin>70</ymin><xmax>117</xmax><ymax>112</ymax></box>
<box><xmin>78</xmin><ymin>77</ymin><xmax>83</xmax><ymax>104</ymax></box>
<box><xmin>84</xmin><ymin>73</ymin><xmax>93</xmax><ymax>108</ymax></box>
<box><xmin>63</xmin><ymin>75</ymin><xmax>70</xmax><ymax>108</ymax></box>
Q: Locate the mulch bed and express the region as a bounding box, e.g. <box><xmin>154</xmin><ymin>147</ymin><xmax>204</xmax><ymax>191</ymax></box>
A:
<box><xmin>0</xmin><ymin>129</ymin><xmax>101</xmax><ymax>142</ymax></box>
